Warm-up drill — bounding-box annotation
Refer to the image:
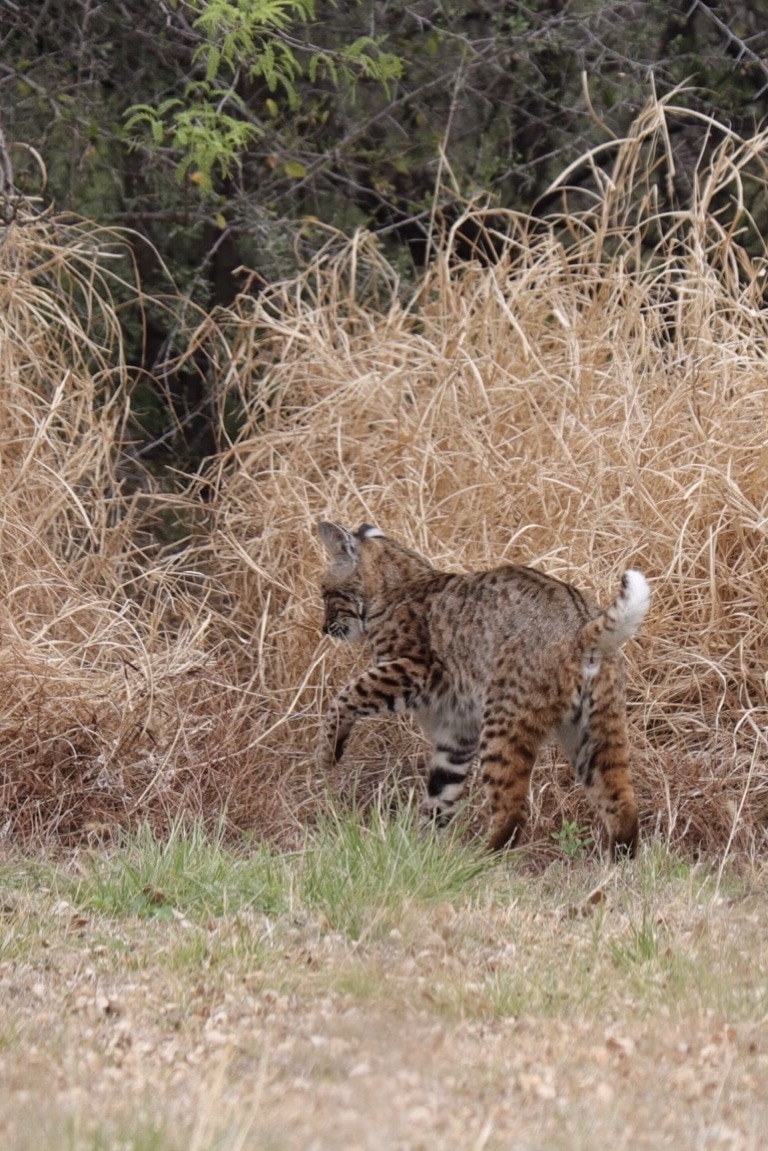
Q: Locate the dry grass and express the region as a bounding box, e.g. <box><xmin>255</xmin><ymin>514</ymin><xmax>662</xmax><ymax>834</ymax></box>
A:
<box><xmin>1</xmin><ymin>91</ymin><xmax>767</xmax><ymax>860</ymax></box>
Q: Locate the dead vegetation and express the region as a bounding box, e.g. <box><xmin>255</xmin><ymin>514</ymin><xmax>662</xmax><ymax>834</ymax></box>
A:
<box><xmin>1</xmin><ymin>93</ymin><xmax>766</xmax><ymax>860</ymax></box>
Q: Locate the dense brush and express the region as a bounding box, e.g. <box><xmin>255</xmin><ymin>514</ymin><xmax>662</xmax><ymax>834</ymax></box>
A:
<box><xmin>1</xmin><ymin>90</ymin><xmax>766</xmax><ymax>861</ymax></box>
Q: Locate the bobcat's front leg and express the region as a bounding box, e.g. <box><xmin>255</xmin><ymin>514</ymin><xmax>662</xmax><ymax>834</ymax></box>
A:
<box><xmin>317</xmin><ymin>658</ymin><xmax>429</xmax><ymax>771</ymax></box>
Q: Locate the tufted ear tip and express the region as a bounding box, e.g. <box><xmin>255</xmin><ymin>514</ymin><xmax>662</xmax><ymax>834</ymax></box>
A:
<box><xmin>357</xmin><ymin>523</ymin><xmax>386</xmax><ymax>540</ymax></box>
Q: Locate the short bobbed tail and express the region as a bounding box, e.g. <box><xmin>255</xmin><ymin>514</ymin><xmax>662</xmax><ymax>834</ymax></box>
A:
<box><xmin>593</xmin><ymin>569</ymin><xmax>651</xmax><ymax>653</ymax></box>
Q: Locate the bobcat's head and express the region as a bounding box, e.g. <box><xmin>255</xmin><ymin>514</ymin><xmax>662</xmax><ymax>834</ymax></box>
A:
<box><xmin>316</xmin><ymin>521</ymin><xmax>384</xmax><ymax>643</ymax></box>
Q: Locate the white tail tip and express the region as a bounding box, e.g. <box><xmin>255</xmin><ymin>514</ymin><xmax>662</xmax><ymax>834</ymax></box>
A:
<box><xmin>610</xmin><ymin>569</ymin><xmax>651</xmax><ymax>647</ymax></box>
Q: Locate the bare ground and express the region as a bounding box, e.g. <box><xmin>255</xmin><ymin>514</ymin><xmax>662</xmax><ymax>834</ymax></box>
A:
<box><xmin>3</xmin><ymin>852</ymin><xmax>768</xmax><ymax>1151</ymax></box>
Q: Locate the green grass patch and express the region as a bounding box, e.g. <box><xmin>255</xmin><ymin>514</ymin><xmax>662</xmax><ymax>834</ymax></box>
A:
<box><xmin>64</xmin><ymin>1121</ymin><xmax>171</xmax><ymax>1151</ymax></box>
<box><xmin>296</xmin><ymin>804</ymin><xmax>500</xmax><ymax>940</ymax></box>
<box><xmin>48</xmin><ymin>809</ymin><xmax>499</xmax><ymax>948</ymax></box>
<box><xmin>67</xmin><ymin>820</ymin><xmax>292</xmax><ymax>921</ymax></box>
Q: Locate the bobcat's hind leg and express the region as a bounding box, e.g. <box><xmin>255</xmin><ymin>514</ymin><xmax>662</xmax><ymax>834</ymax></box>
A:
<box><xmin>584</xmin><ymin>733</ymin><xmax>639</xmax><ymax>861</ymax></box>
<box><xmin>481</xmin><ymin>731</ymin><xmax>542</xmax><ymax>851</ymax></box>
<box><xmin>480</xmin><ymin>667</ymin><xmax>561</xmax><ymax>852</ymax></box>
<box><xmin>560</xmin><ymin>659</ymin><xmax>639</xmax><ymax>860</ymax></box>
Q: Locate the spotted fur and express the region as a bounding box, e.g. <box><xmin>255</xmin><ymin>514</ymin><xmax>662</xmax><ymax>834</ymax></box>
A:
<box><xmin>316</xmin><ymin>521</ymin><xmax>650</xmax><ymax>859</ymax></box>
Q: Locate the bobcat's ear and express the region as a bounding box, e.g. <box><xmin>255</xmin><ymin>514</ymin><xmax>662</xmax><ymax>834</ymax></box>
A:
<box><xmin>357</xmin><ymin>523</ymin><xmax>386</xmax><ymax>540</ymax></box>
<box><xmin>317</xmin><ymin>520</ymin><xmax>359</xmax><ymax>560</ymax></box>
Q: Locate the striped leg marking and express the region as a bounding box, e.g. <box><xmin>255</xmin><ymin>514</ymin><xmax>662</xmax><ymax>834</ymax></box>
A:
<box><xmin>423</xmin><ymin>741</ymin><xmax>476</xmax><ymax>826</ymax></box>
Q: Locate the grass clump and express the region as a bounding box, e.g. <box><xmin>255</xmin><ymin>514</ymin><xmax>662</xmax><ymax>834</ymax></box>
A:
<box><xmin>297</xmin><ymin>804</ymin><xmax>497</xmax><ymax>940</ymax></box>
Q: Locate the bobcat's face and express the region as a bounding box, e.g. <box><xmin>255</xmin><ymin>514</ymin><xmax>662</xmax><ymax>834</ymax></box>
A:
<box><xmin>317</xmin><ymin>520</ymin><xmax>377</xmax><ymax>644</ymax></box>
<box><xmin>321</xmin><ymin>576</ymin><xmax>366</xmax><ymax>643</ymax></box>
<box><xmin>316</xmin><ymin>518</ymin><xmax>426</xmax><ymax>644</ymax></box>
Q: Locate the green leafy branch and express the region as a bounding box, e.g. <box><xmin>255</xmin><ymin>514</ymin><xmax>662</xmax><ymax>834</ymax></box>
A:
<box><xmin>192</xmin><ymin>0</ymin><xmax>310</xmax><ymax>103</ymax></box>
<box><xmin>124</xmin><ymin>83</ymin><xmax>262</xmax><ymax>190</ymax></box>
<box><xmin>551</xmin><ymin>820</ymin><xmax>595</xmax><ymax>860</ymax></box>
<box><xmin>123</xmin><ymin>0</ymin><xmax>403</xmax><ymax>193</ymax></box>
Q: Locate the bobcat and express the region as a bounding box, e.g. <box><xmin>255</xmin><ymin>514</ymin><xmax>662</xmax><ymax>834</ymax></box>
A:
<box><xmin>315</xmin><ymin>521</ymin><xmax>650</xmax><ymax>859</ymax></box>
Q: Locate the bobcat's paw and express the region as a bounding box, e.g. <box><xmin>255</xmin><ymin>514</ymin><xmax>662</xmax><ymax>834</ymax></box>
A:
<box><xmin>315</xmin><ymin>744</ymin><xmax>333</xmax><ymax>773</ymax></box>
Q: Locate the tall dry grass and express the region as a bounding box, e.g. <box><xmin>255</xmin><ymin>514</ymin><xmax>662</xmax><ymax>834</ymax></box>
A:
<box><xmin>2</xmin><ymin>92</ymin><xmax>767</xmax><ymax>859</ymax></box>
<box><xmin>0</xmin><ymin>211</ymin><xmax>241</xmax><ymax>843</ymax></box>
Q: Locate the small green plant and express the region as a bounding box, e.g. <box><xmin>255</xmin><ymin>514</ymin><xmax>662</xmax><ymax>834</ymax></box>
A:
<box><xmin>551</xmin><ymin>820</ymin><xmax>594</xmax><ymax>860</ymax></box>
<box><xmin>608</xmin><ymin>903</ymin><xmax>664</xmax><ymax>967</ymax></box>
